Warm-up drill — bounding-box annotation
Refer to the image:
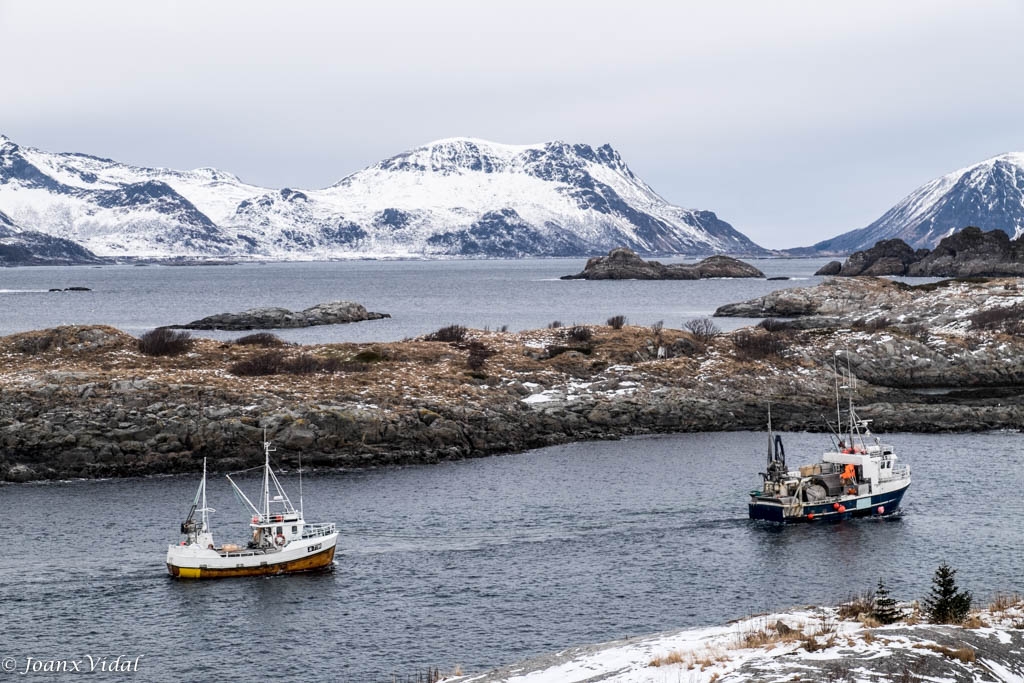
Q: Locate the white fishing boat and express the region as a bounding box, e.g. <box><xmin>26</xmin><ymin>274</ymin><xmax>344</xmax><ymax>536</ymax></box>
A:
<box><xmin>166</xmin><ymin>439</ymin><xmax>338</xmax><ymax>579</ymax></box>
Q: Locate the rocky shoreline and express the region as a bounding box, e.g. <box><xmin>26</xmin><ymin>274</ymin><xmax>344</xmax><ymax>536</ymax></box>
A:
<box><xmin>4</xmin><ymin>275</ymin><xmax>1024</xmax><ymax>482</ymax></box>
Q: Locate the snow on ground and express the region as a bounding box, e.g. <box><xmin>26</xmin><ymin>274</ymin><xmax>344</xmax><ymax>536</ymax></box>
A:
<box><xmin>447</xmin><ymin>604</ymin><xmax>1024</xmax><ymax>683</ymax></box>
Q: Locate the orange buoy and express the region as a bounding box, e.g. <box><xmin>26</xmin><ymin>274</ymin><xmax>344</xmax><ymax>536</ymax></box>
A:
<box><xmin>807</xmin><ymin>513</ymin><xmax>815</xmax><ymax>520</ymax></box>
<box><xmin>833</xmin><ymin>503</ymin><xmax>840</xmax><ymax>510</ymax></box>
<box><xmin>877</xmin><ymin>506</ymin><xmax>885</xmax><ymax>514</ymax></box>
<box><xmin>838</xmin><ymin>505</ymin><xmax>847</xmax><ymax>513</ymax></box>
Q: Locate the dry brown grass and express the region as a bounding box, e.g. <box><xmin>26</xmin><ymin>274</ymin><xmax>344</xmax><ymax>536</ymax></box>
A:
<box><xmin>862</xmin><ymin>631</ymin><xmax>876</xmax><ymax>645</ymax></box>
<box><xmin>858</xmin><ymin>614</ymin><xmax>881</xmax><ymax>628</ymax></box>
<box><xmin>648</xmin><ymin>648</ymin><xmax>726</xmax><ymax>670</ymax></box>
<box><xmin>989</xmin><ymin>593</ymin><xmax>1022</xmax><ymax>612</ymax></box>
<box><xmin>961</xmin><ymin>613</ymin><xmax>988</xmax><ymax>629</ymax></box>
<box><xmin>648</xmin><ymin>650</ymin><xmax>686</xmax><ymax>667</ymax></box>
<box><xmin>838</xmin><ymin>591</ymin><xmax>875</xmax><ymax>621</ymax></box>
<box><xmin>917</xmin><ymin>643</ymin><xmax>976</xmax><ymax>663</ymax></box>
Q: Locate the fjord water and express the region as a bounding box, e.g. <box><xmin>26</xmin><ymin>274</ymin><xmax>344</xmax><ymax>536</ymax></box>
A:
<box><xmin>3</xmin><ymin>431</ymin><xmax>1022</xmax><ymax>681</ymax></box>
<box><xmin>0</xmin><ymin>257</ymin><xmax>836</xmax><ymax>342</ymax></box>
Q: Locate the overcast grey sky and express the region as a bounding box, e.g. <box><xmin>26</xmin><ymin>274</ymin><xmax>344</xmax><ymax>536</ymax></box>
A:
<box><xmin>1</xmin><ymin>1</ymin><xmax>1022</xmax><ymax>249</ymax></box>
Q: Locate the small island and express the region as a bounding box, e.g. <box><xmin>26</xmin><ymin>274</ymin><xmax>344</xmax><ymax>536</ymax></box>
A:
<box><xmin>173</xmin><ymin>301</ymin><xmax>390</xmax><ymax>330</ymax></box>
<box><xmin>561</xmin><ymin>247</ymin><xmax>765</xmax><ymax>280</ymax></box>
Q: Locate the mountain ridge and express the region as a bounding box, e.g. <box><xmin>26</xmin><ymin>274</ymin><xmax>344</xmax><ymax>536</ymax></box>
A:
<box><xmin>0</xmin><ymin>135</ymin><xmax>767</xmax><ymax>259</ymax></box>
<box><xmin>795</xmin><ymin>151</ymin><xmax>1024</xmax><ymax>255</ymax></box>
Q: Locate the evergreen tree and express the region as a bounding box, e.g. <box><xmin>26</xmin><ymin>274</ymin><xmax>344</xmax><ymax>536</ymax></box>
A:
<box><xmin>873</xmin><ymin>578</ymin><xmax>901</xmax><ymax>624</ymax></box>
<box><xmin>923</xmin><ymin>562</ymin><xmax>972</xmax><ymax>624</ymax></box>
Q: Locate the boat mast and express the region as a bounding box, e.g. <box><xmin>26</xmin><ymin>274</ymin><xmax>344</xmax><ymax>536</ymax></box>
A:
<box><xmin>200</xmin><ymin>457</ymin><xmax>208</xmax><ymax>532</ymax></box>
<box><xmin>833</xmin><ymin>351</ymin><xmax>842</xmax><ymax>436</ymax></box>
<box><xmin>262</xmin><ymin>430</ymin><xmax>273</xmax><ymax>520</ymax></box>
<box><xmin>298</xmin><ymin>449</ymin><xmax>304</xmax><ymax>518</ymax></box>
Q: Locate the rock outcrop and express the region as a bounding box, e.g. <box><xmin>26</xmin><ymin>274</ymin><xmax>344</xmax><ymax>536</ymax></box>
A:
<box><xmin>174</xmin><ymin>301</ymin><xmax>390</xmax><ymax>330</ymax></box>
<box><xmin>834</xmin><ymin>227</ymin><xmax>1024</xmax><ymax>277</ymax></box>
<box><xmin>715</xmin><ymin>275</ymin><xmax>1024</xmax><ymax>331</ymax></box>
<box><xmin>813</xmin><ymin>260</ymin><xmax>842</xmax><ymax>276</ymax></box>
<box><xmin>560</xmin><ymin>248</ymin><xmax>764</xmax><ymax>280</ymax></box>
<box><xmin>908</xmin><ymin>226</ymin><xmax>1024</xmax><ymax>276</ymax></box>
<box><xmin>839</xmin><ymin>238</ymin><xmax>928</xmax><ymax>276</ymax></box>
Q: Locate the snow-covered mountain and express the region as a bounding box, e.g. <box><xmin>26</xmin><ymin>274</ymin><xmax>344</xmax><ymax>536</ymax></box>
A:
<box><xmin>0</xmin><ymin>135</ymin><xmax>766</xmax><ymax>259</ymax></box>
<box><xmin>0</xmin><ymin>207</ymin><xmax>104</xmax><ymax>265</ymax></box>
<box><xmin>801</xmin><ymin>152</ymin><xmax>1024</xmax><ymax>254</ymax></box>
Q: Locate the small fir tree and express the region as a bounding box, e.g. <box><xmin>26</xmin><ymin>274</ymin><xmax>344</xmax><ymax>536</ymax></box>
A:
<box><xmin>923</xmin><ymin>562</ymin><xmax>972</xmax><ymax>624</ymax></box>
<box><xmin>873</xmin><ymin>578</ymin><xmax>901</xmax><ymax>624</ymax></box>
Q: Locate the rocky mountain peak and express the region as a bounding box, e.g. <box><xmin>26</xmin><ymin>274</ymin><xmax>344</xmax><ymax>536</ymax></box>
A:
<box><xmin>799</xmin><ymin>151</ymin><xmax>1024</xmax><ymax>255</ymax></box>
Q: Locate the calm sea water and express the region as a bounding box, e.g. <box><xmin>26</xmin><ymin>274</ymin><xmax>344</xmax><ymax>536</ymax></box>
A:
<box><xmin>2</xmin><ymin>431</ymin><xmax>1022</xmax><ymax>681</ymax></box>
<box><xmin>0</xmin><ymin>258</ymin><xmax>836</xmax><ymax>342</ymax></box>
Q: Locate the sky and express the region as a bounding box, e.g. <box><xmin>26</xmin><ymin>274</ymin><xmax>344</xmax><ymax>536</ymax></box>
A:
<box><xmin>1</xmin><ymin>0</ymin><xmax>1023</xmax><ymax>250</ymax></box>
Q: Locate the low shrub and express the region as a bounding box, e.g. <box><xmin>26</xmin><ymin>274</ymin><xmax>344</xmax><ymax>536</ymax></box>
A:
<box><xmin>229</xmin><ymin>350</ymin><xmax>285</xmax><ymax>376</ymax></box>
<box><xmin>546</xmin><ymin>344</ymin><xmax>592</xmax><ymax>358</ymax></box>
<box><xmin>13</xmin><ymin>332</ymin><xmax>57</xmax><ymax>355</ymax></box>
<box><xmin>606</xmin><ymin>314</ymin><xmax>626</xmax><ymax>330</ymax></box>
<box><xmin>138</xmin><ymin>327</ymin><xmax>193</xmax><ymax>356</ymax></box>
<box><xmin>233</xmin><ymin>332</ymin><xmax>285</xmax><ymax>347</ymax></box>
<box><xmin>283</xmin><ymin>353</ymin><xmax>341</xmax><ymax>374</ymax></box>
<box><xmin>229</xmin><ymin>351</ymin><xmax>342</xmax><ymax>376</ymax></box>
<box><xmin>685</xmin><ymin>318</ymin><xmax>720</xmax><ymax>344</ymax></box>
<box><xmin>465</xmin><ymin>340</ymin><xmax>494</xmax><ymax>371</ymax></box>
<box><xmin>352</xmin><ymin>349</ymin><xmax>387</xmax><ymax>363</ymax></box>
<box><xmin>650</xmin><ymin>320</ymin><xmax>664</xmax><ymax>334</ymax></box>
<box><xmin>969</xmin><ymin>303</ymin><xmax>1024</xmax><ymax>333</ymax></box>
<box><xmin>566</xmin><ymin>325</ymin><xmax>593</xmax><ymax>342</ymax></box>
<box><xmin>424</xmin><ymin>324</ymin><xmax>468</xmax><ymax>342</ymax></box>
<box><xmin>733</xmin><ymin>330</ymin><xmax>785</xmax><ymax>360</ymax></box>
<box><xmin>548</xmin><ymin>320</ymin><xmax>563</xmax><ymax>329</ymax></box>
<box><xmin>837</xmin><ymin>591</ymin><xmax>875</xmax><ymax>620</ymax></box>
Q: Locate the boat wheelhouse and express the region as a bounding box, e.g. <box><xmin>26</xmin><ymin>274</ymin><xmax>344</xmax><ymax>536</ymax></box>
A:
<box><xmin>166</xmin><ymin>439</ymin><xmax>338</xmax><ymax>579</ymax></box>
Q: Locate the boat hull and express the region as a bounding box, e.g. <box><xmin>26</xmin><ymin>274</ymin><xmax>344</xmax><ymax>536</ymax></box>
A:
<box><xmin>166</xmin><ymin>533</ymin><xmax>338</xmax><ymax>579</ymax></box>
<box><xmin>749</xmin><ymin>483</ymin><xmax>909</xmax><ymax>523</ymax></box>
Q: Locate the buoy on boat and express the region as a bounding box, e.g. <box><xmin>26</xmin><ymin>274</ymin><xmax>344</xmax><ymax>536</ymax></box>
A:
<box><xmin>832</xmin><ymin>503</ymin><xmax>840</xmax><ymax>510</ymax></box>
<box><xmin>807</xmin><ymin>513</ymin><xmax>815</xmax><ymax>520</ymax></box>
<box><xmin>877</xmin><ymin>506</ymin><xmax>885</xmax><ymax>514</ymax></box>
<box><xmin>838</xmin><ymin>505</ymin><xmax>846</xmax><ymax>513</ymax></box>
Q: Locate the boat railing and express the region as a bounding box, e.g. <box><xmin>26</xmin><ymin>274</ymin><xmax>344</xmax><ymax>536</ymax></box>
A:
<box><xmin>302</xmin><ymin>523</ymin><xmax>336</xmax><ymax>539</ymax></box>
